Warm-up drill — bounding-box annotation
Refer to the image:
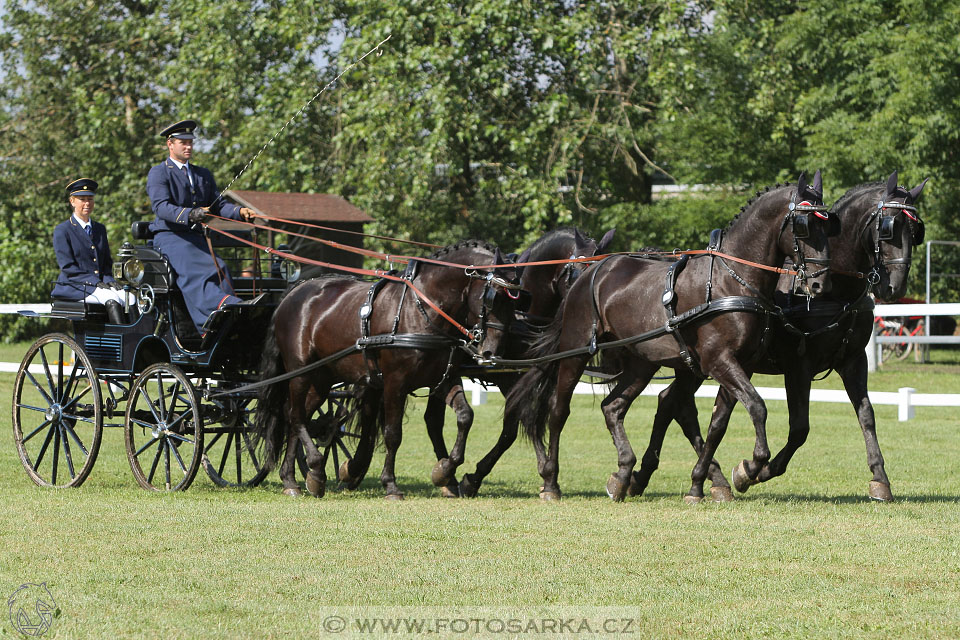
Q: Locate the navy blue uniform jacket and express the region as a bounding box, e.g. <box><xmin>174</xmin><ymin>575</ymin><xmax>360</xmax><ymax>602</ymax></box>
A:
<box><xmin>52</xmin><ymin>217</ymin><xmax>115</xmax><ymax>300</ymax></box>
<box><xmin>145</xmin><ymin>158</ymin><xmax>244</xmax><ymax>331</ymax></box>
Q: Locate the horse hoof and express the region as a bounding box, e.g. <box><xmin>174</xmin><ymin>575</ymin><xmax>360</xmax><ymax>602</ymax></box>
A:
<box><xmin>605</xmin><ymin>475</ymin><xmax>627</xmax><ymax>502</ymax></box>
<box><xmin>281</xmin><ymin>487</ymin><xmax>303</xmax><ymax>497</ymax></box>
<box><xmin>459</xmin><ymin>475</ymin><xmax>479</xmax><ymax>498</ymax></box>
<box><xmin>338</xmin><ymin>459</ymin><xmax>353</xmax><ymax>484</ymax></box>
<box><xmin>431</xmin><ymin>459</ymin><xmax>452</xmax><ymax>487</ymax></box>
<box><xmin>869</xmin><ymin>481</ymin><xmax>894</xmax><ymax>502</ymax></box>
<box><xmin>440</xmin><ymin>485</ymin><xmax>460</xmax><ymax>499</ymax></box>
<box><xmin>731</xmin><ymin>460</ymin><xmax>756</xmax><ymax>493</ymax></box>
<box><xmin>539</xmin><ymin>490</ymin><xmax>561</xmax><ymax>501</ymax></box>
<box><xmin>627</xmin><ymin>473</ymin><xmax>645</xmax><ymax>498</ymax></box>
<box><xmin>306</xmin><ymin>472</ymin><xmax>326</xmax><ymax>498</ymax></box>
<box><xmin>683</xmin><ymin>494</ymin><xmax>703</xmax><ymax>505</ymax></box>
<box><xmin>384</xmin><ymin>492</ymin><xmax>405</xmax><ymax>501</ymax></box>
<box><xmin>710</xmin><ymin>486</ymin><xmax>735</xmax><ymax>503</ymax></box>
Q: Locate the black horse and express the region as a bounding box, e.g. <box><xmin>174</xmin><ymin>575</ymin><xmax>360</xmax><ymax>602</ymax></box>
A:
<box><xmin>630</xmin><ymin>171</ymin><xmax>928</xmax><ymax>502</ymax></box>
<box><xmin>424</xmin><ymin>228</ymin><xmax>616</xmax><ymax>498</ymax></box>
<box><xmin>253</xmin><ymin>241</ymin><xmax>522</xmax><ymax>499</ymax></box>
<box><xmin>506</xmin><ymin>173</ymin><xmax>833</xmax><ymax>503</ymax></box>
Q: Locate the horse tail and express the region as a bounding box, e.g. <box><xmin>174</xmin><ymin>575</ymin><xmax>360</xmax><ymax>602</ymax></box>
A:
<box><xmin>505</xmin><ymin>307</ymin><xmax>568</xmax><ymax>447</ymax></box>
<box><xmin>253</xmin><ymin>319</ymin><xmax>288</xmax><ymax>471</ymax></box>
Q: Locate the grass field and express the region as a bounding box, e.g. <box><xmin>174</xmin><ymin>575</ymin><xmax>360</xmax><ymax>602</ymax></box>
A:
<box><xmin>1</xmin><ymin>341</ymin><xmax>959</xmax><ymax>639</ymax></box>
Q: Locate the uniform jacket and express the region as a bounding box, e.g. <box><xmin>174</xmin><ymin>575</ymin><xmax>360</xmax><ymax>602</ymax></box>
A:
<box><xmin>52</xmin><ymin>217</ymin><xmax>115</xmax><ymax>300</ymax></box>
<box><xmin>146</xmin><ymin>158</ymin><xmax>242</xmax><ymax>231</ymax></box>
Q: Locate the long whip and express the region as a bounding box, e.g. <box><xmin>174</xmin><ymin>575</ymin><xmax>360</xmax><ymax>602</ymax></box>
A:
<box><xmin>213</xmin><ymin>34</ymin><xmax>392</xmax><ymax>205</ymax></box>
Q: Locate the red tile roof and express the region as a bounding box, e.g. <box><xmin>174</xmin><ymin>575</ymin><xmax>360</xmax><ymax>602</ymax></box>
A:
<box><xmin>225</xmin><ymin>190</ymin><xmax>374</xmax><ymax>223</ymax></box>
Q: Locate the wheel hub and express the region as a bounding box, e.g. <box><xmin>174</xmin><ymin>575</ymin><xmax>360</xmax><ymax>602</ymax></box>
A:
<box><xmin>45</xmin><ymin>403</ymin><xmax>62</xmax><ymax>422</ymax></box>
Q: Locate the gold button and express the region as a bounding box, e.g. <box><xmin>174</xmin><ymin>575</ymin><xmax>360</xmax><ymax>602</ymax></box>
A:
<box><xmin>94</xmin><ymin>270</ymin><xmax>99</xmax><ymax>274</ymax></box>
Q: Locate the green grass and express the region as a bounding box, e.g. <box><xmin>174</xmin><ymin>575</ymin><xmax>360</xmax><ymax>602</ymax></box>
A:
<box><xmin>1</xmin><ymin>343</ymin><xmax>960</xmax><ymax>638</ymax></box>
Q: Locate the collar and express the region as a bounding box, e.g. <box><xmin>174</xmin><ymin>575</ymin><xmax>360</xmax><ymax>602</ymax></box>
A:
<box><xmin>72</xmin><ymin>214</ymin><xmax>92</xmax><ymax>231</ymax></box>
<box><xmin>168</xmin><ymin>157</ymin><xmax>190</xmax><ymax>171</ymax></box>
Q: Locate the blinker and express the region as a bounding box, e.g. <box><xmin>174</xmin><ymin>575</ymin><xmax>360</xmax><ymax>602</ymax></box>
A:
<box><xmin>879</xmin><ymin>215</ymin><xmax>896</xmax><ymax>241</ymax></box>
<box><xmin>793</xmin><ymin>214</ymin><xmax>810</xmax><ymax>239</ymax></box>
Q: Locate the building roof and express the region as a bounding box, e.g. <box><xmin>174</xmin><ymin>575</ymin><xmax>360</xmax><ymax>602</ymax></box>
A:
<box><xmin>224</xmin><ymin>190</ymin><xmax>374</xmax><ymax>223</ymax></box>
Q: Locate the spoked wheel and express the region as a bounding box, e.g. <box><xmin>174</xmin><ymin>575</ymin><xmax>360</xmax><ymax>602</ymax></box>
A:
<box><xmin>124</xmin><ymin>363</ymin><xmax>203</xmax><ymax>491</ymax></box>
<box><xmin>879</xmin><ymin>320</ymin><xmax>912</xmax><ymax>362</ymax></box>
<box><xmin>12</xmin><ymin>333</ymin><xmax>103</xmax><ymax>487</ymax></box>
<box><xmin>296</xmin><ymin>386</ymin><xmax>364</xmax><ymax>487</ymax></box>
<box><xmin>201</xmin><ymin>395</ymin><xmax>269</xmax><ymax>488</ymax></box>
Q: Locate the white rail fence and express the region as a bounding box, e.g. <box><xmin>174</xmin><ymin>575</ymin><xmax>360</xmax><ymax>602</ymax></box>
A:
<box><xmin>2</xmin><ymin>303</ymin><xmax>958</xmax><ymax>422</ymax></box>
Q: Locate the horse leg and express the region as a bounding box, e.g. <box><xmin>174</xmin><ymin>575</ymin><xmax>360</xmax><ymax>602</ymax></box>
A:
<box><xmin>600</xmin><ymin>368</ymin><xmax>653</xmax><ymax>502</ymax></box>
<box><xmin>689</xmin><ymin>367</ymin><xmax>769</xmax><ymax>503</ymax></box>
<box><xmin>748</xmin><ymin>370</ymin><xmax>811</xmax><ymax>490</ymax></box>
<box><xmin>669</xmin><ymin>375</ymin><xmax>734</xmax><ymax>502</ymax></box>
<box><xmin>710</xmin><ymin>367</ymin><xmax>770</xmax><ymax>496</ymax></box>
<box><xmin>278</xmin><ymin>425</ymin><xmax>303</xmax><ymax>497</ymax></box>
<box><xmin>427</xmin><ymin>381</ymin><xmax>471</xmax><ymax>498</ymax></box>
<box><xmin>538</xmin><ymin>360</ymin><xmax>582</xmax><ymax>501</ymax></box>
<box><xmin>839</xmin><ymin>352</ymin><xmax>893</xmax><ymax>501</ymax></box>
<box><xmin>288</xmin><ymin>380</ymin><xmax>328</xmax><ymax>498</ymax></box>
<box><xmin>338</xmin><ymin>388</ymin><xmax>380</xmax><ymax>489</ymax></box>
<box><xmin>460</xmin><ymin>378</ymin><xmax>520</xmax><ymax>498</ymax></box>
<box><xmin>379</xmin><ymin>385</ymin><xmax>407</xmax><ymax>500</ymax></box>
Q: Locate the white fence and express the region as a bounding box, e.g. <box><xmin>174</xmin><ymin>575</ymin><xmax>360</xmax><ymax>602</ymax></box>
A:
<box><xmin>463</xmin><ymin>380</ymin><xmax>957</xmax><ymax>422</ymax></box>
<box><xmin>868</xmin><ymin>302</ymin><xmax>960</xmax><ymax>371</ymax></box>
<box><xmin>2</xmin><ymin>303</ymin><xmax>958</xmax><ymax>422</ymax></box>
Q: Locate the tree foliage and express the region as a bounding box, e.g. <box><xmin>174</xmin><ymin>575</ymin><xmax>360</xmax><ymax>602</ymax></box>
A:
<box><xmin>1</xmin><ymin>0</ymin><xmax>959</xmax><ymax>341</ymax></box>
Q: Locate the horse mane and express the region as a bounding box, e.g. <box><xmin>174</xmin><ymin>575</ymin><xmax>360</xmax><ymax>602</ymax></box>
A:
<box><xmin>830</xmin><ymin>181</ymin><xmax>884</xmax><ymax>214</ymax></box>
<box><xmin>427</xmin><ymin>239</ymin><xmax>498</xmax><ymax>261</ymax></box>
<box><xmin>524</xmin><ymin>227</ymin><xmax>576</xmax><ymax>254</ymax></box>
<box><xmin>725</xmin><ymin>182</ymin><xmax>786</xmax><ymax>232</ymax></box>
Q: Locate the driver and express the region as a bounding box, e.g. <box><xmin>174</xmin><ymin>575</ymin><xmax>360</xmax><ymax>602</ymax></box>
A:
<box><xmin>145</xmin><ymin>119</ymin><xmax>257</xmax><ymax>334</ymax></box>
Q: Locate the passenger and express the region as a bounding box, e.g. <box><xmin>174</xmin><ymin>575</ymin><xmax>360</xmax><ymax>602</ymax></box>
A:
<box><xmin>145</xmin><ymin>119</ymin><xmax>257</xmax><ymax>334</ymax></box>
<box><xmin>52</xmin><ymin>178</ymin><xmax>131</xmax><ymax>325</ymax></box>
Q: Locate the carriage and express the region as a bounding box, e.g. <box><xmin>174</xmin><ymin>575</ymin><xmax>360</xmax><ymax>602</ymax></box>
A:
<box><xmin>11</xmin><ymin>220</ymin><xmax>357</xmax><ymax>492</ymax></box>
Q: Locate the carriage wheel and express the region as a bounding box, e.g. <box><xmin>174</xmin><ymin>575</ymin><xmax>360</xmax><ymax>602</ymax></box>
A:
<box><xmin>12</xmin><ymin>333</ymin><xmax>103</xmax><ymax>488</ymax></box>
<box><xmin>296</xmin><ymin>386</ymin><xmax>364</xmax><ymax>486</ymax></box>
<box><xmin>202</xmin><ymin>396</ymin><xmax>269</xmax><ymax>488</ymax></box>
<box><xmin>124</xmin><ymin>363</ymin><xmax>203</xmax><ymax>491</ymax></box>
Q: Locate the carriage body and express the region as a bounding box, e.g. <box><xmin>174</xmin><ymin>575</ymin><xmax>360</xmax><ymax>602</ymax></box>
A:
<box><xmin>11</xmin><ymin>225</ymin><xmax>297</xmax><ymax>491</ymax></box>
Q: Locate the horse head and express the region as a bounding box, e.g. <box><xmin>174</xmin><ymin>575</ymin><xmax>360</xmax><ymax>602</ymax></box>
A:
<box><xmin>856</xmin><ymin>171</ymin><xmax>928</xmax><ymax>301</ymax></box>
<box><xmin>783</xmin><ymin>169</ymin><xmax>833</xmax><ymax>297</ymax></box>
<box><xmin>467</xmin><ymin>246</ymin><xmax>525</xmax><ymax>360</ymax></box>
<box><xmin>518</xmin><ymin>227</ymin><xmax>616</xmax><ymax>320</ymax></box>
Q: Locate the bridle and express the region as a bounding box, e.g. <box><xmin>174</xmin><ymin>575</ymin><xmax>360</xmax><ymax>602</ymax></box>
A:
<box><xmin>465</xmin><ymin>268</ymin><xmax>525</xmax><ymax>344</ymax></box>
<box><xmin>780</xmin><ymin>190</ymin><xmax>835</xmax><ymax>293</ymax></box>
<box><xmin>860</xmin><ymin>197</ymin><xmax>924</xmax><ymax>285</ymax></box>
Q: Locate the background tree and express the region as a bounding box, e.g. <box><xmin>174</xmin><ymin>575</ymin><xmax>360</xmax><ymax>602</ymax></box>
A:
<box><xmin>1</xmin><ymin>0</ymin><xmax>959</xmax><ymax>342</ymax></box>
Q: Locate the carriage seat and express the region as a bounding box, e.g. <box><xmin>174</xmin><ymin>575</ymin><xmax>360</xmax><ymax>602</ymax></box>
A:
<box><xmin>50</xmin><ymin>297</ymin><xmax>107</xmax><ymax>321</ymax></box>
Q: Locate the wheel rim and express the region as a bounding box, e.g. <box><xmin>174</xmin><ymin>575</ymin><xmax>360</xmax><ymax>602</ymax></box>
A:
<box><xmin>202</xmin><ymin>395</ymin><xmax>269</xmax><ymax>487</ymax></box>
<box><xmin>13</xmin><ymin>334</ymin><xmax>103</xmax><ymax>488</ymax></box>
<box><xmin>124</xmin><ymin>363</ymin><xmax>202</xmax><ymax>491</ymax></box>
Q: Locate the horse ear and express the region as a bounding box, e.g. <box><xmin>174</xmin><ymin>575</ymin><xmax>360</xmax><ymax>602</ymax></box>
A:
<box><xmin>885</xmin><ymin>171</ymin><xmax>899</xmax><ymax>199</ymax></box>
<box><xmin>596</xmin><ymin>228</ymin><xmax>616</xmax><ymax>253</ymax></box>
<box><xmin>574</xmin><ymin>228</ymin><xmax>588</xmax><ymax>250</ymax></box>
<box><xmin>796</xmin><ymin>171</ymin><xmax>808</xmax><ymax>195</ymax></box>
<box><xmin>493</xmin><ymin>247</ymin><xmax>504</xmax><ymax>265</ymax></box>
<box><xmin>811</xmin><ymin>170</ymin><xmax>822</xmax><ymax>199</ymax></box>
<box><xmin>908</xmin><ymin>177</ymin><xmax>929</xmax><ymax>203</ymax></box>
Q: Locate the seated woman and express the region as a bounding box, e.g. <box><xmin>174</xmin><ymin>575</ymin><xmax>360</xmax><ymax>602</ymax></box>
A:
<box><xmin>52</xmin><ymin>178</ymin><xmax>132</xmax><ymax>324</ymax></box>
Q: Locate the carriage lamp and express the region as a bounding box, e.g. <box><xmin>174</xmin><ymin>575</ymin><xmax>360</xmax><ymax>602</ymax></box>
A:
<box><xmin>279</xmin><ymin>259</ymin><xmax>301</xmax><ymax>283</ymax></box>
<box><xmin>122</xmin><ymin>258</ymin><xmax>145</xmax><ymax>285</ymax></box>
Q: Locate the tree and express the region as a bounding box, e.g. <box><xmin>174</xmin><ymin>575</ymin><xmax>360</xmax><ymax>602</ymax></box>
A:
<box><xmin>0</xmin><ymin>0</ymin><xmax>336</xmax><ymax>339</ymax></box>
